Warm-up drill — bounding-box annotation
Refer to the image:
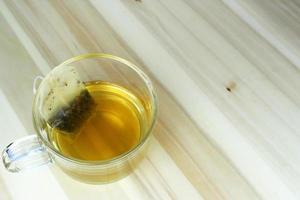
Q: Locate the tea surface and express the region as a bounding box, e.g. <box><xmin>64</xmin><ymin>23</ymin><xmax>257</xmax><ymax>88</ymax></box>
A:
<box><xmin>49</xmin><ymin>81</ymin><xmax>143</xmax><ymax>161</ymax></box>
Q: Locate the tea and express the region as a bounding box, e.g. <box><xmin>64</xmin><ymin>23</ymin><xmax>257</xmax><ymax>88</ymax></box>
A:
<box><xmin>48</xmin><ymin>81</ymin><xmax>145</xmax><ymax>161</ymax></box>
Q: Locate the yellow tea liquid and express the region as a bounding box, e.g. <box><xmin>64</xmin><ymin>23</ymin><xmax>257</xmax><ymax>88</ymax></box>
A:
<box><xmin>48</xmin><ymin>81</ymin><xmax>145</xmax><ymax>161</ymax></box>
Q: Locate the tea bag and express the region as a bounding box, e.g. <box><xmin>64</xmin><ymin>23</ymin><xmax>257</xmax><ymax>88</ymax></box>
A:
<box><xmin>38</xmin><ymin>66</ymin><xmax>94</xmax><ymax>133</ymax></box>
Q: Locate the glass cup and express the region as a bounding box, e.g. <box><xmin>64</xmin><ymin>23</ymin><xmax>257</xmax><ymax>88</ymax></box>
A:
<box><xmin>2</xmin><ymin>53</ymin><xmax>157</xmax><ymax>184</ymax></box>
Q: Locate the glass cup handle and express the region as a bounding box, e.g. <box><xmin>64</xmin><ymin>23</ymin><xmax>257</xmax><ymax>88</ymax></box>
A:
<box><xmin>2</xmin><ymin>135</ymin><xmax>52</xmax><ymax>172</ymax></box>
<box><xmin>33</xmin><ymin>76</ymin><xmax>44</xmax><ymax>94</ymax></box>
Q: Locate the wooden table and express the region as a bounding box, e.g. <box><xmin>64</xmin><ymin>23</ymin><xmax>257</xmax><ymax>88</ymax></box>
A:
<box><xmin>0</xmin><ymin>0</ymin><xmax>299</xmax><ymax>199</ymax></box>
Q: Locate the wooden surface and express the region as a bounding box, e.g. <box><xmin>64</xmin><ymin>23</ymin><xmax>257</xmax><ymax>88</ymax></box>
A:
<box><xmin>0</xmin><ymin>0</ymin><xmax>299</xmax><ymax>199</ymax></box>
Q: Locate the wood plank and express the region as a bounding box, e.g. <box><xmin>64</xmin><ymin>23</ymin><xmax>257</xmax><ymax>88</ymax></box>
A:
<box><xmin>92</xmin><ymin>0</ymin><xmax>300</xmax><ymax>199</ymax></box>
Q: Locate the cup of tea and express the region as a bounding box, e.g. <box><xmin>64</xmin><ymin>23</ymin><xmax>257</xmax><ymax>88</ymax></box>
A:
<box><xmin>2</xmin><ymin>53</ymin><xmax>157</xmax><ymax>184</ymax></box>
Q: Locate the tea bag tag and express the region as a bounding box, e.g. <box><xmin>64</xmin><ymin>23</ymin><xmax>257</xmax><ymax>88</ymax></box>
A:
<box><xmin>38</xmin><ymin>65</ymin><xmax>93</xmax><ymax>132</ymax></box>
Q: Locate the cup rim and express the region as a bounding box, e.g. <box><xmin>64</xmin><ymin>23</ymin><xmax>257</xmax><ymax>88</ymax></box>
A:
<box><xmin>32</xmin><ymin>53</ymin><xmax>158</xmax><ymax>166</ymax></box>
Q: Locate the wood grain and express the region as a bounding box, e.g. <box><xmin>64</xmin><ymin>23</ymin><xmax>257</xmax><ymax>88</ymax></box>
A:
<box><xmin>0</xmin><ymin>0</ymin><xmax>299</xmax><ymax>199</ymax></box>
